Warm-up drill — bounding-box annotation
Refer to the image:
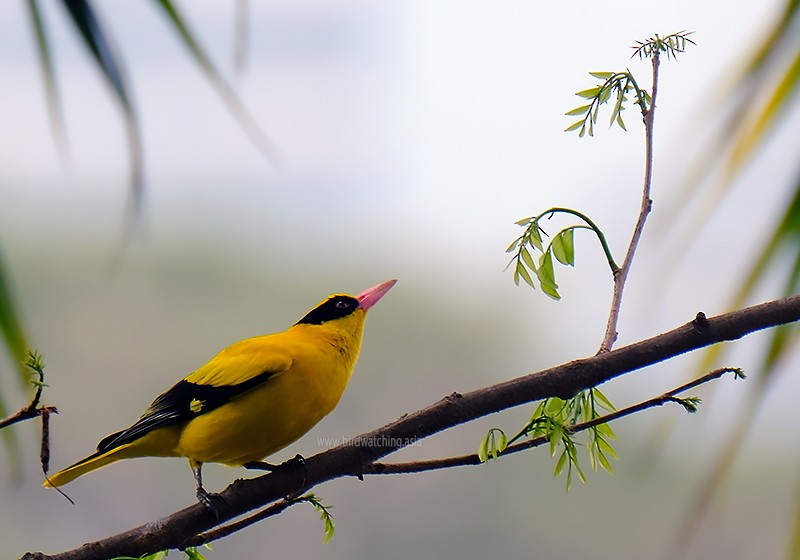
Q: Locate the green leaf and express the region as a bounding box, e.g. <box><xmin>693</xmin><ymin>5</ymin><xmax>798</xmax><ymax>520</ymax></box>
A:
<box><xmin>478</xmin><ymin>434</ymin><xmax>489</xmax><ymax>463</ymax></box>
<box><xmin>60</xmin><ymin>0</ymin><xmax>144</xmax><ymax>222</ymax></box>
<box><xmin>551</xmin><ymin>229</ymin><xmax>575</xmax><ymax>265</ymax></box>
<box><xmin>506</xmin><ymin>238</ymin><xmax>521</xmax><ymax>253</ymax></box>
<box><xmin>61</xmin><ymin>0</ymin><xmax>129</xmax><ymax>106</ymax></box>
<box><xmin>616</xmin><ymin>112</ymin><xmax>627</xmax><ymax>131</ymax></box>
<box><xmin>593</xmin><ymin>388</ymin><xmax>616</xmax><ymax>411</ymax></box>
<box><xmin>520</xmin><ymin>247</ymin><xmax>536</xmax><ymax>270</ymax></box>
<box><xmin>611</xmin><ymin>90</ymin><xmax>625</xmax><ymax>125</ymax></box>
<box><xmin>26</xmin><ymin>0</ymin><xmax>69</xmax><ymax>158</ymax></box>
<box><xmin>554</xmin><ymin>450</ymin><xmax>568</xmax><ymax>477</ymax></box>
<box><xmin>516</xmin><ymin>262</ymin><xmax>536</xmax><ymax>288</ymax></box>
<box><xmin>152</xmin><ymin>0</ymin><xmax>280</xmax><ymax>164</ymax></box>
<box><xmin>545</xmin><ymin>397</ymin><xmax>565</xmax><ymax>415</ymax></box>
<box><xmin>185</xmin><ymin>547</ymin><xmax>206</xmax><ymax>560</ymax></box>
<box><xmin>589</xmin><ymin>71</ymin><xmax>615</xmax><ymax>79</ymax></box>
<box><xmin>574</xmin><ymin>458</ymin><xmax>587</xmax><ymax>484</ymax></box>
<box><xmin>536</xmin><ymin>251</ymin><xmax>561</xmax><ymax>299</ymax></box>
<box><xmin>528</xmin><ymin>225</ymin><xmax>544</xmax><ymax>252</ymax></box>
<box><xmin>565</xmin><ymin>104</ymin><xmax>592</xmax><ymax>116</ymax></box>
<box><xmin>565</xmin><ymin>119</ymin><xmax>586</xmax><ymax>132</ymax></box>
<box><xmin>549</xmin><ymin>426</ymin><xmax>562</xmax><ymax>456</ymax></box>
<box><xmin>497</xmin><ymin>430</ymin><xmax>508</xmax><ymax>453</ymax></box>
<box><xmin>297</xmin><ymin>494</ymin><xmax>336</xmax><ymax>543</ymax></box>
<box><xmin>598</xmin><ymin>450</ymin><xmax>614</xmax><ymax>473</ymax></box>
<box><xmin>576</xmin><ymin>87</ymin><xmax>601</xmax><ymax>99</ymax></box>
<box><xmin>597</xmin><ymin>437</ymin><xmax>619</xmax><ymax>458</ymax></box>
<box><xmin>595</xmin><ymin>422</ymin><xmax>617</xmax><ymax>440</ymax></box>
<box><xmin>598</xmin><ymin>84</ymin><xmax>612</xmax><ymax>104</ymax></box>
<box><xmin>480</xmin><ymin>428</ymin><xmax>508</xmax><ymax>461</ymax></box>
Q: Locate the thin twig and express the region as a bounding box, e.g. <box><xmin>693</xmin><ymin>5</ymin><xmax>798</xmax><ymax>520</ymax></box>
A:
<box><xmin>599</xmin><ymin>52</ymin><xmax>661</xmax><ymax>353</ymax></box>
<box><xmin>184</xmin><ymin>496</ymin><xmax>298</xmax><ymax>548</ymax></box>
<box><xmin>363</xmin><ymin>367</ymin><xmax>741</xmax><ymax>475</ymax></box>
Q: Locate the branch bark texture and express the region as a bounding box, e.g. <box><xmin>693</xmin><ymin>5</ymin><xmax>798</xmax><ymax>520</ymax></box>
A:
<box><xmin>22</xmin><ymin>294</ymin><xmax>800</xmax><ymax>560</ymax></box>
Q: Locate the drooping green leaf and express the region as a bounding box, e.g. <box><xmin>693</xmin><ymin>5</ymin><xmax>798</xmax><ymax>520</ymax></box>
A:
<box><xmin>593</xmin><ymin>388</ymin><xmax>616</xmax><ymax>411</ymax></box>
<box><xmin>573</xmin><ymin>455</ymin><xmax>587</xmax><ymax>484</ymax></box>
<box><xmin>537</xmin><ymin>250</ymin><xmax>561</xmax><ymax>299</ymax></box>
<box><xmin>597</xmin><ymin>436</ymin><xmax>619</xmax><ymax>458</ymax></box>
<box><xmin>26</xmin><ymin>0</ymin><xmax>69</xmax><ymax>159</ymax></box>
<box><xmin>520</xmin><ymin>247</ymin><xmax>536</xmax><ymax>270</ymax></box>
<box><xmin>479</xmin><ymin>428</ymin><xmax>508</xmax><ymax>462</ymax></box>
<box><xmin>611</xmin><ymin>89</ymin><xmax>625</xmax><ymax>125</ymax></box>
<box><xmin>727</xmin><ymin>48</ymin><xmax>800</xmax><ymax>178</ymax></box>
<box><xmin>152</xmin><ymin>0</ymin><xmax>281</xmax><ymax>165</ymax></box>
<box><xmin>516</xmin><ymin>262</ymin><xmax>536</xmax><ymax>289</ymax></box>
<box><xmin>552</xmin><ymin>229</ymin><xmax>575</xmax><ymax>266</ymax></box>
<box><xmin>589</xmin><ymin>71</ymin><xmax>615</xmax><ymax>80</ymax></box>
<box><xmin>59</xmin><ymin>0</ymin><xmax>144</xmax><ymax>222</ymax></box>
<box><xmin>61</xmin><ymin>0</ymin><xmax>129</xmax><ymax>105</ymax></box>
<box><xmin>549</xmin><ymin>426</ymin><xmax>562</xmax><ymax>456</ymax></box>
<box><xmin>497</xmin><ymin>430</ymin><xmax>508</xmax><ymax>452</ymax></box>
<box><xmin>478</xmin><ymin>433</ymin><xmax>490</xmax><ymax>463</ymax></box>
<box><xmin>597</xmin><ymin>449</ymin><xmax>614</xmax><ymax>473</ymax></box>
<box><xmin>554</xmin><ymin>449</ymin><xmax>568</xmax><ymax>477</ymax></box>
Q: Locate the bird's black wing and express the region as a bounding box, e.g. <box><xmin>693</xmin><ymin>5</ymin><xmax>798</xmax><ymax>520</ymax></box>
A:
<box><xmin>97</xmin><ymin>369</ymin><xmax>280</xmax><ymax>453</ymax></box>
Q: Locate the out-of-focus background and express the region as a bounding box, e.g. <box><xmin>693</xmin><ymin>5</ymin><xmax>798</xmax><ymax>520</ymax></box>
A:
<box><xmin>1</xmin><ymin>1</ymin><xmax>799</xmax><ymax>558</ymax></box>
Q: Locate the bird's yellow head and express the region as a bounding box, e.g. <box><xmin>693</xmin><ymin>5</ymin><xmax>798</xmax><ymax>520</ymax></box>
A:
<box><xmin>294</xmin><ymin>279</ymin><xmax>397</xmax><ymax>338</ymax></box>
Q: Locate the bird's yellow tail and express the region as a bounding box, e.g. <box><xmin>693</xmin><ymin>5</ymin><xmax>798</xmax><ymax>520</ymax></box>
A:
<box><xmin>43</xmin><ymin>444</ymin><xmax>133</xmax><ymax>488</ymax></box>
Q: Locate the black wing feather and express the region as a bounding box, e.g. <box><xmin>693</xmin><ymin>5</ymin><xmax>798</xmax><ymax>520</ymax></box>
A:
<box><xmin>97</xmin><ymin>369</ymin><xmax>279</xmax><ymax>452</ymax></box>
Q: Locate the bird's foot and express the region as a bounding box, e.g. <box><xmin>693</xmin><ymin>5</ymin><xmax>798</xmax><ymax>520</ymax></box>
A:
<box><xmin>196</xmin><ymin>487</ymin><xmax>224</xmax><ymax>519</ymax></box>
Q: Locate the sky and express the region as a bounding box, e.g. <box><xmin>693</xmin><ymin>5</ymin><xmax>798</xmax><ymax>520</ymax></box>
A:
<box><xmin>1</xmin><ymin>1</ymin><xmax>799</xmax><ymax>559</ymax></box>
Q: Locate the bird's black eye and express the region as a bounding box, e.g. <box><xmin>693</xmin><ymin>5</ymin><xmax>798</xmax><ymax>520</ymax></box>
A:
<box><xmin>296</xmin><ymin>295</ymin><xmax>360</xmax><ymax>325</ymax></box>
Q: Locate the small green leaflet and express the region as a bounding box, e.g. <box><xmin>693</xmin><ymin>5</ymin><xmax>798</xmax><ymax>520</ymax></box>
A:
<box><xmin>537</xmin><ymin>250</ymin><xmax>560</xmax><ymax>299</ymax></box>
<box><xmin>478</xmin><ymin>428</ymin><xmax>508</xmax><ymax>462</ymax></box>
<box><xmin>551</xmin><ymin>229</ymin><xmax>575</xmax><ymax>266</ymax></box>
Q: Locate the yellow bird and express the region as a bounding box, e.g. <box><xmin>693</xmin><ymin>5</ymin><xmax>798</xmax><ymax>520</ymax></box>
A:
<box><xmin>45</xmin><ymin>279</ymin><xmax>396</xmax><ymax>506</ymax></box>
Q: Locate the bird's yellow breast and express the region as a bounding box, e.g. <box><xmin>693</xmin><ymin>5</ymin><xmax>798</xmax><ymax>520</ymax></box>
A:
<box><xmin>174</xmin><ymin>322</ymin><xmax>363</xmax><ymax>465</ymax></box>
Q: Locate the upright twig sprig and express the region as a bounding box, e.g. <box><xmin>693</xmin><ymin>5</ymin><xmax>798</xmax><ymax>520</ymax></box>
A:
<box><xmin>599</xmin><ymin>31</ymin><xmax>694</xmax><ymax>352</ymax></box>
<box><xmin>597</xmin><ymin>49</ymin><xmax>660</xmax><ymax>352</ymax></box>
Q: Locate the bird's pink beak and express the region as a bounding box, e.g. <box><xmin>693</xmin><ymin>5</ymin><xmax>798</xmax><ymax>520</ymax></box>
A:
<box><xmin>357</xmin><ymin>279</ymin><xmax>397</xmax><ymax>311</ymax></box>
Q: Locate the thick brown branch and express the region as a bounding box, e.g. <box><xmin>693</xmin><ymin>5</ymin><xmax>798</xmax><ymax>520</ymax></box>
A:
<box><xmin>22</xmin><ymin>295</ymin><xmax>800</xmax><ymax>560</ymax></box>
